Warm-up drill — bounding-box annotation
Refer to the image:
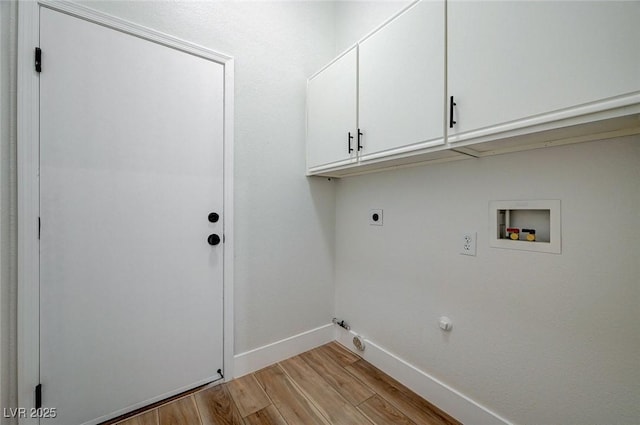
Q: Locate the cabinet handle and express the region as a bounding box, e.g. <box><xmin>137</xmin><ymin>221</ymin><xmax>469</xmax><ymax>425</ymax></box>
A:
<box><xmin>449</xmin><ymin>96</ymin><xmax>457</xmax><ymax>128</ymax></box>
<box><xmin>348</xmin><ymin>132</ymin><xmax>354</xmax><ymax>153</ymax></box>
<box><xmin>357</xmin><ymin>129</ymin><xmax>363</xmax><ymax>151</ymax></box>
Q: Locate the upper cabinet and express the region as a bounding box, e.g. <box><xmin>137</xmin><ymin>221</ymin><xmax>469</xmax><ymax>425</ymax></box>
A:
<box><xmin>307</xmin><ymin>47</ymin><xmax>358</xmax><ymax>171</ymax></box>
<box><xmin>358</xmin><ymin>0</ymin><xmax>445</xmax><ymax>161</ymax></box>
<box><xmin>447</xmin><ymin>0</ymin><xmax>640</xmax><ymax>143</ymax></box>
<box><xmin>307</xmin><ymin>0</ymin><xmax>640</xmax><ymax>177</ymax></box>
<box><xmin>307</xmin><ymin>1</ymin><xmax>451</xmax><ymax>175</ymax></box>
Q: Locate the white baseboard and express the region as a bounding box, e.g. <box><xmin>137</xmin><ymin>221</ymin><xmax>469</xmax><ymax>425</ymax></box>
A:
<box><xmin>233</xmin><ymin>323</ymin><xmax>335</xmax><ymax>378</ymax></box>
<box><xmin>336</xmin><ymin>328</ymin><xmax>513</xmax><ymax>425</ymax></box>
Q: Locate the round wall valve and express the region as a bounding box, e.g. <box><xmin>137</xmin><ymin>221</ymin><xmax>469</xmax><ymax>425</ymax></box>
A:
<box><xmin>439</xmin><ymin>316</ymin><xmax>453</xmax><ymax>332</ymax></box>
<box><xmin>353</xmin><ymin>335</ymin><xmax>365</xmax><ymax>351</ymax></box>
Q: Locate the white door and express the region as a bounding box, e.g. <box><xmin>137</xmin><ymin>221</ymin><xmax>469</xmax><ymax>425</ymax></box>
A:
<box><xmin>448</xmin><ymin>0</ymin><xmax>640</xmax><ymax>139</ymax></box>
<box><xmin>358</xmin><ymin>0</ymin><xmax>445</xmax><ymax>160</ymax></box>
<box><xmin>39</xmin><ymin>8</ymin><xmax>225</xmax><ymax>425</ymax></box>
<box><xmin>306</xmin><ymin>47</ymin><xmax>358</xmax><ymax>172</ymax></box>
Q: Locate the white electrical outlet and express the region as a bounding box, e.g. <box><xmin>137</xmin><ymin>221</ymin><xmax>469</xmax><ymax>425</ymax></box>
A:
<box><xmin>461</xmin><ymin>232</ymin><xmax>477</xmax><ymax>256</ymax></box>
<box><xmin>369</xmin><ymin>209</ymin><xmax>383</xmax><ymax>226</ymax></box>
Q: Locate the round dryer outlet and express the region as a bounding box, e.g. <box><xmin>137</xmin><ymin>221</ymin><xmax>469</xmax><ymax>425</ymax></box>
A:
<box><xmin>353</xmin><ymin>335</ymin><xmax>365</xmax><ymax>352</ymax></box>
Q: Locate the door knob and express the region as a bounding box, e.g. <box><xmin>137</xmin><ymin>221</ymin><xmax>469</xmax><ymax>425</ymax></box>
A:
<box><xmin>208</xmin><ymin>212</ymin><xmax>219</xmax><ymax>223</ymax></box>
<box><xmin>208</xmin><ymin>234</ymin><xmax>221</xmax><ymax>246</ymax></box>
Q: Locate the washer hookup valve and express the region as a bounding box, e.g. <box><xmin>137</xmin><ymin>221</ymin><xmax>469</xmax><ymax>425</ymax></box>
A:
<box><xmin>522</xmin><ymin>228</ymin><xmax>536</xmax><ymax>241</ymax></box>
<box><xmin>332</xmin><ymin>318</ymin><xmax>351</xmax><ymax>331</ymax></box>
<box><xmin>506</xmin><ymin>227</ymin><xmax>520</xmax><ymax>240</ymax></box>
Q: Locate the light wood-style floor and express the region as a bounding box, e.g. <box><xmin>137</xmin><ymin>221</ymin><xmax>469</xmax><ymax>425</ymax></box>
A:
<box><xmin>109</xmin><ymin>342</ymin><xmax>461</xmax><ymax>425</ymax></box>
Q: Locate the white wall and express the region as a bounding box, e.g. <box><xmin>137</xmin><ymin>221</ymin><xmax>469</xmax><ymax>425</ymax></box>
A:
<box><xmin>334</xmin><ymin>136</ymin><xmax>640</xmax><ymax>424</ymax></box>
<box><xmin>333</xmin><ymin>0</ymin><xmax>411</xmax><ymax>54</ymax></box>
<box><xmin>0</xmin><ymin>1</ymin><xmax>18</xmax><ymax>422</ymax></box>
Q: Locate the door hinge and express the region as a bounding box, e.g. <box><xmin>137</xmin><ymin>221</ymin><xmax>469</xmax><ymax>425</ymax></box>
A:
<box><xmin>35</xmin><ymin>384</ymin><xmax>42</xmax><ymax>409</ymax></box>
<box><xmin>38</xmin><ymin>217</ymin><xmax>41</xmax><ymax>240</ymax></box>
<box><xmin>35</xmin><ymin>47</ymin><xmax>42</xmax><ymax>73</ymax></box>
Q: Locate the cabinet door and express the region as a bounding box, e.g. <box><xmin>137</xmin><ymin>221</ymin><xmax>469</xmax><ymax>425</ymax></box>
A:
<box><xmin>307</xmin><ymin>47</ymin><xmax>358</xmax><ymax>171</ymax></box>
<box><xmin>448</xmin><ymin>1</ymin><xmax>640</xmax><ymax>141</ymax></box>
<box><xmin>358</xmin><ymin>0</ymin><xmax>445</xmax><ymax>160</ymax></box>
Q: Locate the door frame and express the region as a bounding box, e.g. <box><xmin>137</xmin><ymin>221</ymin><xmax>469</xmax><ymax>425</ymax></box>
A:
<box><xmin>17</xmin><ymin>1</ymin><xmax>235</xmax><ymax>421</ymax></box>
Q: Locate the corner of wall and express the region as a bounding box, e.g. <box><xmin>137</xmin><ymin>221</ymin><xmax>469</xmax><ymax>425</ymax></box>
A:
<box><xmin>233</xmin><ymin>323</ymin><xmax>335</xmax><ymax>378</ymax></box>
